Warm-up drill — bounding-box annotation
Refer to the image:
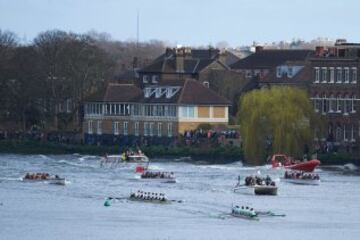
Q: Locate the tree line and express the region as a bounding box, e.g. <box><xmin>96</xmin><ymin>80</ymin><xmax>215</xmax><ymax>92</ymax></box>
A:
<box><xmin>0</xmin><ymin>29</ymin><xmax>166</xmax><ymax>132</ymax></box>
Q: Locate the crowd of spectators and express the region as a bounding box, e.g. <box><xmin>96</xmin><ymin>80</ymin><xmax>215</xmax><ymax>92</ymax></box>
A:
<box><xmin>182</xmin><ymin>129</ymin><xmax>240</xmax><ymax>146</ymax></box>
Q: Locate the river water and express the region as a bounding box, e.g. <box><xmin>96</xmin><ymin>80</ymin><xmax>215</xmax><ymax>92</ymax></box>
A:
<box><xmin>0</xmin><ymin>154</ymin><xmax>359</xmax><ymax>240</ymax></box>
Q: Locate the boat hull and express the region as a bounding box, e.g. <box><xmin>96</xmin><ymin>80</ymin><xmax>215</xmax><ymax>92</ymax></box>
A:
<box><xmin>254</xmin><ymin>186</ymin><xmax>278</xmax><ymax>195</ymax></box>
<box><xmin>138</xmin><ymin>177</ymin><xmax>177</xmax><ymax>183</ymax></box>
<box><xmin>128</xmin><ymin>197</ymin><xmax>170</xmax><ymax>204</ymax></box>
<box><xmin>233</xmin><ymin>185</ymin><xmax>278</xmax><ymax>195</ymax></box>
<box><xmin>22</xmin><ymin>178</ymin><xmax>66</xmax><ymax>185</ymax></box>
<box><xmin>285</xmin><ymin>160</ymin><xmax>321</xmax><ymax>172</ymax></box>
<box><xmin>282</xmin><ymin>178</ymin><xmax>320</xmax><ymax>185</ymax></box>
<box><xmin>231</xmin><ymin>213</ymin><xmax>258</xmax><ymax>220</ymax></box>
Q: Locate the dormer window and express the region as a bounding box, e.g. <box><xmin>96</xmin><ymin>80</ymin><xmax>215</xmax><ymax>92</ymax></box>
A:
<box><xmin>144</xmin><ymin>88</ymin><xmax>151</xmax><ymax>98</ymax></box>
<box><xmin>155</xmin><ymin>88</ymin><xmax>162</xmax><ymax>98</ymax></box>
<box><xmin>165</xmin><ymin>87</ymin><xmax>180</xmax><ymax>99</ymax></box>
<box><xmin>152</xmin><ymin>75</ymin><xmax>159</xmax><ymax>83</ymax></box>
<box><xmin>166</xmin><ymin>88</ymin><xmax>173</xmax><ymax>98</ymax></box>
<box><xmin>288</xmin><ymin>67</ymin><xmax>293</xmax><ymax>78</ymax></box>
<box><xmin>276</xmin><ymin>67</ymin><xmax>282</xmax><ymax>78</ymax></box>
<box><xmin>143</xmin><ymin>75</ymin><xmax>149</xmax><ymax>83</ymax></box>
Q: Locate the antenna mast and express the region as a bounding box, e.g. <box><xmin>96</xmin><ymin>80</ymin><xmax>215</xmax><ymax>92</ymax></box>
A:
<box><xmin>136</xmin><ymin>10</ymin><xmax>139</xmax><ymax>49</ymax></box>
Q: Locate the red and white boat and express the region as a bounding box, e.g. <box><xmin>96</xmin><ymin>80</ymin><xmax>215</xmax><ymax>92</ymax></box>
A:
<box><xmin>271</xmin><ymin>154</ymin><xmax>320</xmax><ymax>172</ymax></box>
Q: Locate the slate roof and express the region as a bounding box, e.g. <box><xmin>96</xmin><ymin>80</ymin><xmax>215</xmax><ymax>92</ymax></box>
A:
<box><xmin>231</xmin><ymin>50</ymin><xmax>314</xmax><ymax>69</ymax></box>
<box><xmin>261</xmin><ymin>64</ymin><xmax>312</xmax><ymax>84</ymax></box>
<box><xmin>85</xmin><ymin>80</ymin><xmax>231</xmax><ymax>106</ymax></box>
<box><xmin>103</xmin><ymin>84</ymin><xmax>143</xmax><ymax>102</ymax></box>
<box><xmin>139</xmin><ymin>48</ymin><xmax>221</xmax><ymax>74</ymax></box>
<box><xmin>178</xmin><ymin>79</ymin><xmax>231</xmax><ymax>105</ymax></box>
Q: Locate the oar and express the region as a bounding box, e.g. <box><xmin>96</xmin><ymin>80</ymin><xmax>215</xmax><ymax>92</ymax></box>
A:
<box><xmin>106</xmin><ymin>197</ymin><xmax>183</xmax><ymax>204</ymax></box>
<box><xmin>256</xmin><ymin>210</ymin><xmax>286</xmax><ymax>217</ymax></box>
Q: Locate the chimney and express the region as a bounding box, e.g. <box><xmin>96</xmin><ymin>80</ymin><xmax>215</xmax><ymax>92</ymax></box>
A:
<box><xmin>315</xmin><ymin>46</ymin><xmax>324</xmax><ymax>57</ymax></box>
<box><xmin>255</xmin><ymin>46</ymin><xmax>264</xmax><ymax>53</ymax></box>
<box><xmin>335</xmin><ymin>39</ymin><xmax>347</xmax><ymax>46</ymax></box>
<box><xmin>218</xmin><ymin>50</ymin><xmax>227</xmax><ymax>64</ymax></box>
<box><xmin>176</xmin><ymin>47</ymin><xmax>185</xmax><ymax>73</ymax></box>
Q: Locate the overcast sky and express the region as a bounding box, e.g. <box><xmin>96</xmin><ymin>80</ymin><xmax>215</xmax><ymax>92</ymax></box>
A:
<box><xmin>0</xmin><ymin>0</ymin><xmax>359</xmax><ymax>46</ymax></box>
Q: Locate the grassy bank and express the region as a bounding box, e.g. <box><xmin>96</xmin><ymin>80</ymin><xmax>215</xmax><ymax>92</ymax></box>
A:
<box><xmin>0</xmin><ymin>140</ymin><xmax>243</xmax><ymax>164</ymax></box>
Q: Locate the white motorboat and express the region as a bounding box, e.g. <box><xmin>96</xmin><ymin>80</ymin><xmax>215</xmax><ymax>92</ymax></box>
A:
<box><xmin>101</xmin><ymin>154</ymin><xmax>149</xmax><ymax>166</ymax></box>
<box><xmin>127</xmin><ymin>154</ymin><xmax>149</xmax><ymax>163</ymax></box>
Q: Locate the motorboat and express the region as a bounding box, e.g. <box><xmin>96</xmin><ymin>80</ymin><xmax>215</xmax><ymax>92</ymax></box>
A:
<box><xmin>233</xmin><ymin>175</ymin><xmax>278</xmax><ymax>196</ymax></box>
<box><xmin>101</xmin><ymin>153</ymin><xmax>149</xmax><ymax>166</ymax></box>
<box><xmin>22</xmin><ymin>173</ymin><xmax>66</xmax><ymax>185</ymax></box>
<box><xmin>271</xmin><ymin>154</ymin><xmax>320</xmax><ymax>172</ymax></box>
<box><xmin>282</xmin><ymin>170</ymin><xmax>320</xmax><ymax>185</ymax></box>
<box><xmin>127</xmin><ymin>154</ymin><xmax>149</xmax><ymax>163</ymax></box>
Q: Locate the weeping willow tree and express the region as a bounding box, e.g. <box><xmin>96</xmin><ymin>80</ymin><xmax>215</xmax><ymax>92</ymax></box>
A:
<box><xmin>238</xmin><ymin>86</ymin><xmax>321</xmax><ymax>165</ymax></box>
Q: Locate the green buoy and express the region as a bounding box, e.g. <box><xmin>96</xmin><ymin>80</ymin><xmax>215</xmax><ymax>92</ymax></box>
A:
<box><xmin>104</xmin><ymin>198</ymin><xmax>112</xmax><ymax>207</ymax></box>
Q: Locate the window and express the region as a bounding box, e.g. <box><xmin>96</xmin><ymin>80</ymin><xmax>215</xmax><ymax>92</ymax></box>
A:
<box><xmin>66</xmin><ymin>99</ymin><xmax>72</xmax><ymax>113</ymax></box>
<box><xmin>246</xmin><ymin>70</ymin><xmax>252</xmax><ymax>78</ymax></box>
<box><xmin>344</xmin><ymin>94</ymin><xmax>352</xmax><ymax>115</ymax></box>
<box><xmin>88</xmin><ymin>120</ymin><xmax>93</xmax><ymax>134</ymax></box>
<box><xmin>134</xmin><ymin>122</ymin><xmax>139</xmax><ymax>136</ymax></box>
<box><xmin>180</xmin><ymin>106</ymin><xmax>195</xmax><ymax>118</ymax></box>
<box><xmin>344</xmin><ymin>125</ymin><xmax>347</xmax><ymax>141</ymax></box>
<box><xmin>336</xmin><ymin>95</ymin><xmax>342</xmax><ymax>113</ymax></box>
<box><xmin>123</xmin><ymin>122</ymin><xmax>128</xmax><ymax>136</ymax></box>
<box><xmin>351</xmin><ymin>95</ymin><xmax>356</xmax><ymax>113</ymax></box>
<box><xmin>314</xmin><ymin>67</ymin><xmax>320</xmax><ymax>83</ymax></box>
<box><xmin>133</xmin><ymin>104</ymin><xmax>141</xmax><ymax>116</ymax></box>
<box><xmin>329</xmin><ymin>67</ymin><xmax>335</xmax><ymax>83</ymax></box>
<box><xmin>322</xmin><ymin>94</ymin><xmax>327</xmax><ymax>114</ymax></box>
<box><xmin>313</xmin><ymin>94</ymin><xmax>320</xmax><ymax>113</ymax></box>
<box><xmin>288</xmin><ymin>67</ymin><xmax>293</xmax><ymax>78</ymax></box>
<box><xmin>144</xmin><ymin>122</ymin><xmax>149</xmax><ymax>136</ymax></box>
<box><xmin>144</xmin><ymin>88</ymin><xmax>151</xmax><ymax>98</ymax></box>
<box><xmin>352</xmin><ymin>67</ymin><xmax>357</xmax><ymax>83</ymax></box>
<box><xmin>113</xmin><ymin>122</ymin><xmax>119</xmax><ymax>135</ymax></box>
<box><xmin>149</xmin><ymin>123</ymin><xmax>154</xmax><ymax>136</ymax></box>
<box><xmin>143</xmin><ymin>75</ymin><xmax>149</xmax><ymax>83</ymax></box>
<box><xmin>97</xmin><ymin>121</ymin><xmax>102</xmax><ymax>135</ymax></box>
<box><xmin>167</xmin><ymin>123</ymin><xmax>173</xmax><ymax>137</ymax></box>
<box><xmin>329</xmin><ymin>94</ymin><xmax>336</xmax><ymax>113</ymax></box>
<box><xmin>277</xmin><ymin>67</ymin><xmax>282</xmax><ymax>78</ymax></box>
<box><xmin>157</xmin><ymin>123</ymin><xmax>162</xmax><ymax>137</ymax></box>
<box><xmin>344</xmin><ymin>67</ymin><xmax>350</xmax><ymax>83</ymax></box>
<box><xmin>321</xmin><ymin>67</ymin><xmax>327</xmax><ymax>83</ymax></box>
<box><xmin>336</xmin><ymin>67</ymin><xmax>342</xmax><ymax>83</ymax></box>
<box><xmin>152</xmin><ymin>75</ymin><xmax>159</xmax><ymax>83</ymax></box>
<box><xmin>335</xmin><ymin>125</ymin><xmax>342</xmax><ymax>142</ymax></box>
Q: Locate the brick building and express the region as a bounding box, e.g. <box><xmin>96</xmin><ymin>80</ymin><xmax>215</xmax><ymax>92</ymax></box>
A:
<box><xmin>83</xmin><ymin>79</ymin><xmax>230</xmax><ymax>145</ymax></box>
<box><xmin>309</xmin><ymin>41</ymin><xmax>360</xmax><ymax>151</ymax></box>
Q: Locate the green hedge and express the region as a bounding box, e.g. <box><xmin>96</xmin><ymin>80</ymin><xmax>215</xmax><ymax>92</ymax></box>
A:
<box><xmin>0</xmin><ymin>140</ymin><xmax>243</xmax><ymax>163</ymax></box>
<box><xmin>318</xmin><ymin>153</ymin><xmax>360</xmax><ymax>166</ymax></box>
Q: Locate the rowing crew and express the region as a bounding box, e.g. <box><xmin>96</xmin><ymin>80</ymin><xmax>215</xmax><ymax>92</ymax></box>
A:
<box><xmin>284</xmin><ymin>171</ymin><xmax>320</xmax><ymax>180</ymax></box>
<box><xmin>141</xmin><ymin>171</ymin><xmax>175</xmax><ymax>179</ymax></box>
<box><xmin>24</xmin><ymin>172</ymin><xmax>61</xmax><ymax>180</ymax></box>
<box><xmin>130</xmin><ymin>190</ymin><xmax>167</xmax><ymax>201</ymax></box>
<box><xmin>232</xmin><ymin>205</ymin><xmax>256</xmax><ymax>217</ymax></box>
<box><xmin>244</xmin><ymin>175</ymin><xmax>276</xmax><ymax>187</ymax></box>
